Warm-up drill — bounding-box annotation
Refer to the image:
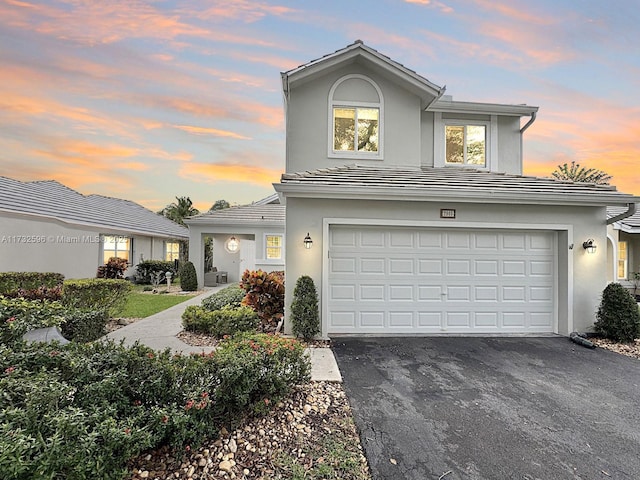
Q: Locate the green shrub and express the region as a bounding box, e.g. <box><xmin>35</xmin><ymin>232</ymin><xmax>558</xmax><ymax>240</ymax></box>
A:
<box><xmin>97</xmin><ymin>257</ymin><xmax>129</xmax><ymax>279</ymax></box>
<box><xmin>240</xmin><ymin>270</ymin><xmax>284</xmax><ymax>332</ymax></box>
<box><xmin>0</xmin><ymin>296</ymin><xmax>66</xmax><ymax>346</ymax></box>
<box><xmin>0</xmin><ymin>334</ymin><xmax>310</xmax><ymax>479</ymax></box>
<box><xmin>135</xmin><ymin>260</ymin><xmax>177</xmax><ymax>285</ymax></box>
<box><xmin>201</xmin><ymin>284</ymin><xmax>245</xmax><ymax>311</ymax></box>
<box><xmin>0</xmin><ymin>272</ymin><xmax>64</xmax><ymax>300</ymax></box>
<box><xmin>60</xmin><ymin>308</ymin><xmax>110</xmax><ymax>343</ymax></box>
<box><xmin>291</xmin><ymin>275</ymin><xmax>320</xmax><ymax>340</ymax></box>
<box><xmin>594</xmin><ymin>283</ymin><xmax>640</xmax><ymax>342</ymax></box>
<box><xmin>180</xmin><ymin>261</ymin><xmax>198</xmax><ymax>291</ymax></box>
<box><xmin>214</xmin><ymin>333</ymin><xmax>310</xmax><ymax>417</ymax></box>
<box><xmin>62</xmin><ymin>279</ymin><xmax>133</xmax><ymax>316</ymax></box>
<box><xmin>182</xmin><ymin>305</ymin><xmax>259</xmax><ymax>337</ymax></box>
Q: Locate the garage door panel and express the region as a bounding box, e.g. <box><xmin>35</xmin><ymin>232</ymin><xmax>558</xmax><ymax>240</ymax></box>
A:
<box><xmin>328</xmin><ymin>226</ymin><xmax>556</xmax><ymax>334</ymax></box>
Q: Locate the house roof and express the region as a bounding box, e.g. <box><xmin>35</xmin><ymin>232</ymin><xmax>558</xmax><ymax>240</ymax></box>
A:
<box><xmin>275</xmin><ymin>164</ymin><xmax>637</xmax><ymax>207</ymax></box>
<box><xmin>0</xmin><ymin>176</ymin><xmax>188</xmax><ymax>239</ymax></box>
<box><xmin>185</xmin><ymin>202</ymin><xmax>285</xmax><ymax>228</ymax></box>
<box><xmin>608</xmin><ymin>206</ymin><xmax>640</xmax><ymax>233</ymax></box>
<box><xmin>282</xmin><ymin>40</ymin><xmax>446</xmax><ymax>109</ymax></box>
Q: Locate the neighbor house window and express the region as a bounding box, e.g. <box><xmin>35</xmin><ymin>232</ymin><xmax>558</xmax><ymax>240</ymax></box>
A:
<box><xmin>618</xmin><ymin>241</ymin><xmax>628</xmax><ymax>279</ymax></box>
<box><xmin>445</xmin><ymin>124</ymin><xmax>487</xmax><ymax>166</ymax></box>
<box><xmin>165</xmin><ymin>241</ymin><xmax>180</xmax><ymax>262</ymax></box>
<box><xmin>102</xmin><ymin>235</ymin><xmax>130</xmax><ymax>264</ymax></box>
<box><xmin>265</xmin><ymin>235</ymin><xmax>283</xmax><ymax>260</ymax></box>
<box><xmin>333</xmin><ymin>106</ymin><xmax>379</xmax><ymax>153</ymax></box>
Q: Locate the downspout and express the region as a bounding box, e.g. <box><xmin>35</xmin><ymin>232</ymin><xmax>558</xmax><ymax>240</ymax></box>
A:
<box><xmin>520</xmin><ymin>111</ymin><xmax>537</xmax><ymax>133</ymax></box>
<box><xmin>607</xmin><ymin>202</ymin><xmax>636</xmax><ymax>225</ymax></box>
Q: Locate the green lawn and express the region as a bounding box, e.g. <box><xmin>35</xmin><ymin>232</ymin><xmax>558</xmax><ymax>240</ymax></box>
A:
<box><xmin>119</xmin><ymin>292</ymin><xmax>196</xmax><ymax>318</ymax></box>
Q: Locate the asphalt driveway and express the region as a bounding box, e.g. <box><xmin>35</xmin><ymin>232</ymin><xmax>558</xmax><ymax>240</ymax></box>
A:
<box><xmin>332</xmin><ymin>337</ymin><xmax>640</xmax><ymax>480</ymax></box>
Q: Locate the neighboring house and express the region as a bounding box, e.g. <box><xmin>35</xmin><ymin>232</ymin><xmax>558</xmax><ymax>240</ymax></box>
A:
<box><xmin>607</xmin><ymin>206</ymin><xmax>640</xmax><ymax>290</ymax></box>
<box><xmin>186</xmin><ymin>194</ymin><xmax>285</xmax><ymax>286</ymax></box>
<box><xmin>273</xmin><ymin>41</ymin><xmax>638</xmax><ymax>337</ymax></box>
<box><xmin>0</xmin><ymin>176</ymin><xmax>188</xmax><ymax>279</ymax></box>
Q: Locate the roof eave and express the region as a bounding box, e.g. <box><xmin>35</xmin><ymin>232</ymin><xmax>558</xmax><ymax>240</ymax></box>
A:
<box><xmin>274</xmin><ymin>183</ymin><xmax>634</xmax><ymax>207</ymax></box>
<box><xmin>0</xmin><ymin>208</ymin><xmax>189</xmax><ymax>239</ymax></box>
<box><xmin>429</xmin><ymin>99</ymin><xmax>539</xmax><ymax>116</ymax></box>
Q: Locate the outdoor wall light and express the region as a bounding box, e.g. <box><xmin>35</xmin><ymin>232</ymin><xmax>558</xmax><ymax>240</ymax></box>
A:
<box><xmin>582</xmin><ymin>239</ymin><xmax>596</xmax><ymax>254</ymax></box>
<box><xmin>303</xmin><ymin>233</ymin><xmax>313</xmax><ymax>249</ymax></box>
<box><xmin>225</xmin><ymin>236</ymin><xmax>240</xmax><ymax>253</ymax></box>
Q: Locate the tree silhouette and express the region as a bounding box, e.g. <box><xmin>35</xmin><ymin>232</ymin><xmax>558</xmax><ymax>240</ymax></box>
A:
<box><xmin>159</xmin><ymin>196</ymin><xmax>200</xmax><ymax>226</ymax></box>
<box><xmin>209</xmin><ymin>199</ymin><xmax>230</xmax><ymax>211</ymax></box>
<box><xmin>551</xmin><ymin>161</ymin><xmax>612</xmax><ymax>185</ymax></box>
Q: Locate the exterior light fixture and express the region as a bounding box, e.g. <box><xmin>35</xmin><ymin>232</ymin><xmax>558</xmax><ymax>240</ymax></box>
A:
<box><xmin>303</xmin><ymin>233</ymin><xmax>313</xmax><ymax>249</ymax></box>
<box><xmin>225</xmin><ymin>236</ymin><xmax>240</xmax><ymax>253</ymax></box>
<box><xmin>582</xmin><ymin>239</ymin><xmax>596</xmax><ymax>254</ymax></box>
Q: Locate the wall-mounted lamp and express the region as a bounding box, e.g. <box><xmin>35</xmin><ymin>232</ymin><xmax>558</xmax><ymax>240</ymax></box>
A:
<box><xmin>582</xmin><ymin>239</ymin><xmax>596</xmax><ymax>254</ymax></box>
<box><xmin>225</xmin><ymin>236</ymin><xmax>240</xmax><ymax>253</ymax></box>
<box><xmin>303</xmin><ymin>233</ymin><xmax>313</xmax><ymax>249</ymax></box>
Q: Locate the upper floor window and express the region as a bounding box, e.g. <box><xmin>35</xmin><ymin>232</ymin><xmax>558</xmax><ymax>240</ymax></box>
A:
<box><xmin>445</xmin><ymin>124</ymin><xmax>486</xmax><ymax>166</ymax></box>
<box><xmin>165</xmin><ymin>241</ymin><xmax>180</xmax><ymax>262</ymax></box>
<box><xmin>103</xmin><ymin>235</ymin><xmax>130</xmax><ymax>264</ymax></box>
<box><xmin>329</xmin><ymin>74</ymin><xmax>383</xmax><ymax>159</ymax></box>
<box><xmin>333</xmin><ymin>106</ymin><xmax>379</xmax><ymax>153</ymax></box>
<box><xmin>265</xmin><ymin>234</ymin><xmax>283</xmax><ymax>260</ymax></box>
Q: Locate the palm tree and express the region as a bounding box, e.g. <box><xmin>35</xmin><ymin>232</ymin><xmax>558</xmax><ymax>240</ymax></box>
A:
<box><xmin>159</xmin><ymin>196</ymin><xmax>200</xmax><ymax>226</ymax></box>
<box><xmin>551</xmin><ymin>161</ymin><xmax>612</xmax><ymax>185</ymax></box>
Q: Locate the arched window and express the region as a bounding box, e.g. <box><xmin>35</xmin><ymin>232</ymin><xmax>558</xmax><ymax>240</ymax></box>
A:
<box><xmin>328</xmin><ymin>74</ymin><xmax>383</xmax><ymax>159</ymax></box>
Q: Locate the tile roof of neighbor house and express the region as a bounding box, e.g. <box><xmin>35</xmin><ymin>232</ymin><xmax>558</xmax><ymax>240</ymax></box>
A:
<box><xmin>185</xmin><ymin>202</ymin><xmax>285</xmax><ymax>227</ymax></box>
<box><xmin>608</xmin><ymin>206</ymin><xmax>640</xmax><ymax>232</ymax></box>
<box><xmin>276</xmin><ymin>164</ymin><xmax>637</xmax><ymax>206</ymax></box>
<box><xmin>0</xmin><ymin>177</ymin><xmax>188</xmax><ymax>239</ymax></box>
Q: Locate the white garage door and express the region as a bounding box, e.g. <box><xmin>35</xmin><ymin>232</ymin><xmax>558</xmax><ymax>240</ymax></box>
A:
<box><xmin>327</xmin><ymin>226</ymin><xmax>556</xmax><ymax>334</ymax></box>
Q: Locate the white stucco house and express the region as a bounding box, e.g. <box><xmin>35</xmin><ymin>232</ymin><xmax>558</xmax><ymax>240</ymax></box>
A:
<box><xmin>271</xmin><ymin>41</ymin><xmax>638</xmax><ymax>337</ymax></box>
<box><xmin>186</xmin><ymin>194</ymin><xmax>285</xmax><ymax>286</ymax></box>
<box><xmin>0</xmin><ymin>176</ymin><xmax>188</xmax><ymax>279</ymax></box>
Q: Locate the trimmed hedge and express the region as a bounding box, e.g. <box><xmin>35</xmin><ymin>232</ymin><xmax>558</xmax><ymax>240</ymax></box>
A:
<box><xmin>180</xmin><ymin>261</ymin><xmax>198</xmax><ymax>292</ymax></box>
<box><xmin>595</xmin><ymin>283</ymin><xmax>640</xmax><ymax>342</ymax></box>
<box><xmin>0</xmin><ymin>272</ymin><xmax>64</xmax><ymax>299</ymax></box>
<box><xmin>0</xmin><ymin>334</ymin><xmax>310</xmax><ymax>479</ymax></box>
<box><xmin>60</xmin><ymin>308</ymin><xmax>110</xmax><ymax>343</ymax></box>
<box><xmin>62</xmin><ymin>279</ymin><xmax>133</xmax><ymax>316</ymax></box>
<box><xmin>135</xmin><ymin>260</ymin><xmax>177</xmax><ymax>285</ymax></box>
<box><xmin>201</xmin><ymin>284</ymin><xmax>245</xmax><ymax>311</ymax></box>
<box><xmin>182</xmin><ymin>305</ymin><xmax>259</xmax><ymax>337</ymax></box>
<box><xmin>291</xmin><ymin>275</ymin><xmax>320</xmax><ymax>340</ymax></box>
<box><xmin>0</xmin><ymin>296</ymin><xmax>66</xmax><ymax>346</ymax></box>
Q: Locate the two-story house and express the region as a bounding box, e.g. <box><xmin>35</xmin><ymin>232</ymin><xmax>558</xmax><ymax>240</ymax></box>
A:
<box><xmin>274</xmin><ymin>41</ymin><xmax>637</xmax><ymax>337</ymax></box>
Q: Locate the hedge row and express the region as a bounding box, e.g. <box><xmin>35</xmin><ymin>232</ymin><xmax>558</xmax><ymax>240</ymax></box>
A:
<box><xmin>0</xmin><ymin>334</ymin><xmax>310</xmax><ymax>479</ymax></box>
<box><xmin>0</xmin><ymin>272</ymin><xmax>65</xmax><ymax>299</ymax></box>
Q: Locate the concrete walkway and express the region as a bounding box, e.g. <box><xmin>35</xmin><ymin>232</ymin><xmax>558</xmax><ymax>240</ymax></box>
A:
<box><xmin>106</xmin><ymin>285</ymin><xmax>341</xmax><ymax>381</ymax></box>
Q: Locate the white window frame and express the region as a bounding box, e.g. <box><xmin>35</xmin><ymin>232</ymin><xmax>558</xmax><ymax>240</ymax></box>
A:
<box><xmin>102</xmin><ymin>235</ymin><xmax>132</xmax><ymax>264</ymax></box>
<box><xmin>264</xmin><ymin>233</ymin><xmax>284</xmax><ymax>261</ymax></box>
<box><xmin>165</xmin><ymin>241</ymin><xmax>180</xmax><ymax>262</ymax></box>
<box><xmin>434</xmin><ymin>113</ymin><xmax>497</xmax><ymax>170</ymax></box>
<box><xmin>328</xmin><ymin>74</ymin><xmax>384</xmax><ymax>160</ymax></box>
<box><xmin>617</xmin><ymin>240</ymin><xmax>628</xmax><ymax>280</ymax></box>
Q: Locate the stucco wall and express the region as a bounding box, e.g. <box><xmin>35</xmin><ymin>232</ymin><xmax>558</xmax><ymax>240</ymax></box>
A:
<box><xmin>1</xmin><ymin>212</ymin><xmax>177</xmax><ymax>280</ymax></box>
<box><xmin>188</xmin><ymin>225</ymin><xmax>285</xmax><ymax>288</ymax></box>
<box><xmin>284</xmin><ymin>197</ymin><xmax>608</xmax><ymax>336</ymax></box>
<box><xmin>286</xmin><ymin>63</ymin><xmax>423</xmax><ymax>173</ymax></box>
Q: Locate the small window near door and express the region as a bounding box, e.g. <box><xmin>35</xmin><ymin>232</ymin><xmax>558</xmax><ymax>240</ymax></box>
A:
<box><xmin>265</xmin><ymin>235</ymin><xmax>283</xmax><ymax>260</ymax></box>
<box><xmin>618</xmin><ymin>241</ymin><xmax>628</xmax><ymax>279</ymax></box>
<box><xmin>165</xmin><ymin>241</ymin><xmax>180</xmax><ymax>261</ymax></box>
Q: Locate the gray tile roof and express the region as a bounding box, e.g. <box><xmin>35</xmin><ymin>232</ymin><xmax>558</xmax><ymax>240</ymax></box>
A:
<box><xmin>185</xmin><ymin>203</ymin><xmax>285</xmax><ymax>227</ymax></box>
<box><xmin>608</xmin><ymin>206</ymin><xmax>640</xmax><ymax>231</ymax></box>
<box><xmin>0</xmin><ymin>176</ymin><xmax>188</xmax><ymax>239</ymax></box>
<box><xmin>277</xmin><ymin>165</ymin><xmax>636</xmax><ymax>206</ymax></box>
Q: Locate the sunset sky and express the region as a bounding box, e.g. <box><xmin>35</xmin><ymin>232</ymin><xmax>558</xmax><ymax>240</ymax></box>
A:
<box><xmin>1</xmin><ymin>0</ymin><xmax>638</xmax><ymax>212</ymax></box>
